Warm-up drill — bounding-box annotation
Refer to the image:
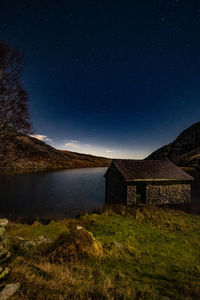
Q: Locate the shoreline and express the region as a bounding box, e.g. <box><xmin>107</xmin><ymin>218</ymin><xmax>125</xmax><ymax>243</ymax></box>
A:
<box><xmin>0</xmin><ymin>165</ymin><xmax>109</xmax><ymax>175</ymax></box>
<box><xmin>0</xmin><ymin>203</ymin><xmax>199</xmax><ymax>225</ymax></box>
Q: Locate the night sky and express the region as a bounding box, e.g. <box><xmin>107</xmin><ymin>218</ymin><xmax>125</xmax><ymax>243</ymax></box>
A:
<box><xmin>1</xmin><ymin>0</ymin><xmax>200</xmax><ymax>158</ymax></box>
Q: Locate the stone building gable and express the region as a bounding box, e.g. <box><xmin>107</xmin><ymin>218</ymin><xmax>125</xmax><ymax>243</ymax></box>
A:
<box><xmin>105</xmin><ymin>163</ymin><xmax>126</xmax><ymax>204</ymax></box>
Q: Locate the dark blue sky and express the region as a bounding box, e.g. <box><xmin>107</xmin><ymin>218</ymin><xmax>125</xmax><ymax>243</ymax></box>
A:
<box><xmin>1</xmin><ymin>0</ymin><xmax>200</xmax><ymax>158</ymax></box>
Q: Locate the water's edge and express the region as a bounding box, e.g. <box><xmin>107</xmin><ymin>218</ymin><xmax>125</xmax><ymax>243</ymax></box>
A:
<box><xmin>0</xmin><ymin>167</ymin><xmax>199</xmax><ymax>222</ymax></box>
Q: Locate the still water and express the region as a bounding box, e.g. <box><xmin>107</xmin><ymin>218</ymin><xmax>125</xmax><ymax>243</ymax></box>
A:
<box><xmin>0</xmin><ymin>168</ymin><xmax>107</xmax><ymax>221</ymax></box>
<box><xmin>0</xmin><ymin>167</ymin><xmax>199</xmax><ymax>221</ymax></box>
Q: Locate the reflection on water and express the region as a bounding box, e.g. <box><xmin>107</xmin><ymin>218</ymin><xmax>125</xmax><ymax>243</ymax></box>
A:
<box><xmin>0</xmin><ymin>167</ymin><xmax>200</xmax><ymax>221</ymax></box>
<box><xmin>0</xmin><ymin>168</ymin><xmax>107</xmax><ymax>221</ymax></box>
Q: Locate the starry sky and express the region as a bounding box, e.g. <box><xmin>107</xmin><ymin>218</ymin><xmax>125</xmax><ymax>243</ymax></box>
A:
<box><xmin>1</xmin><ymin>0</ymin><xmax>200</xmax><ymax>158</ymax></box>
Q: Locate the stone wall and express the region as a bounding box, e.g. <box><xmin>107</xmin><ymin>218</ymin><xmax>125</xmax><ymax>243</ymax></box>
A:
<box><xmin>146</xmin><ymin>183</ymin><xmax>191</xmax><ymax>205</ymax></box>
<box><xmin>105</xmin><ymin>164</ymin><xmax>126</xmax><ymax>204</ymax></box>
<box><xmin>127</xmin><ymin>185</ymin><xmax>137</xmax><ymax>206</ymax></box>
<box><xmin>0</xmin><ymin>219</ymin><xmax>20</xmax><ymax>298</ymax></box>
<box><xmin>0</xmin><ymin>219</ymin><xmax>10</xmax><ymax>286</ymax></box>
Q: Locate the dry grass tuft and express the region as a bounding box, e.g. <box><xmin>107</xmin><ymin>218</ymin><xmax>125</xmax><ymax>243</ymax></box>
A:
<box><xmin>47</xmin><ymin>225</ymin><xmax>103</xmax><ymax>263</ymax></box>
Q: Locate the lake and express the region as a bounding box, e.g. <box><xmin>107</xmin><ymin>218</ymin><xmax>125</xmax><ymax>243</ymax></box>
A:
<box><xmin>0</xmin><ymin>167</ymin><xmax>199</xmax><ymax>221</ymax></box>
<box><xmin>0</xmin><ymin>168</ymin><xmax>107</xmax><ymax>221</ymax></box>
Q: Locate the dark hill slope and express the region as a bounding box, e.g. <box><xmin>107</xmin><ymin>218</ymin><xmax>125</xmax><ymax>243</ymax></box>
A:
<box><xmin>146</xmin><ymin>121</ymin><xmax>200</xmax><ymax>167</ymax></box>
<box><xmin>0</xmin><ymin>133</ymin><xmax>111</xmax><ymax>170</ymax></box>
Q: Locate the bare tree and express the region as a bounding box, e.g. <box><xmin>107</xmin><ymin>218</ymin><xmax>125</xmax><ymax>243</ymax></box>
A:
<box><xmin>0</xmin><ymin>41</ymin><xmax>32</xmax><ymax>136</ymax></box>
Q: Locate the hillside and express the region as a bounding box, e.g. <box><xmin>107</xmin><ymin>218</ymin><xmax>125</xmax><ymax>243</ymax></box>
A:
<box><xmin>147</xmin><ymin>121</ymin><xmax>200</xmax><ymax>167</ymax></box>
<box><xmin>0</xmin><ymin>132</ymin><xmax>111</xmax><ymax>170</ymax></box>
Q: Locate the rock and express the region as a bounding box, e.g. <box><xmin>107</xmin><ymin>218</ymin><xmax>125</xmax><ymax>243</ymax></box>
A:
<box><xmin>0</xmin><ymin>228</ymin><xmax>6</xmax><ymax>242</ymax></box>
<box><xmin>0</xmin><ymin>268</ymin><xmax>10</xmax><ymax>281</ymax></box>
<box><xmin>0</xmin><ymin>250</ymin><xmax>8</xmax><ymax>261</ymax></box>
<box><xmin>76</xmin><ymin>225</ymin><xmax>84</xmax><ymax>230</ymax></box>
<box><xmin>37</xmin><ymin>235</ymin><xmax>52</xmax><ymax>245</ymax></box>
<box><xmin>19</xmin><ymin>235</ymin><xmax>52</xmax><ymax>251</ymax></box>
<box><xmin>0</xmin><ymin>219</ymin><xmax>12</xmax><ymax>293</ymax></box>
<box><xmin>25</xmin><ymin>234</ymin><xmax>51</xmax><ymax>247</ymax></box>
<box><xmin>0</xmin><ymin>283</ymin><xmax>20</xmax><ymax>300</ymax></box>
<box><xmin>14</xmin><ymin>236</ymin><xmax>26</xmax><ymax>242</ymax></box>
<box><xmin>0</xmin><ymin>253</ymin><xmax>11</xmax><ymax>266</ymax></box>
<box><xmin>0</xmin><ymin>220</ymin><xmax>8</xmax><ymax>228</ymax></box>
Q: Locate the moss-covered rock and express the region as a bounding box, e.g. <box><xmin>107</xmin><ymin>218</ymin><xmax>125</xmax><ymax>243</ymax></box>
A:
<box><xmin>0</xmin><ymin>267</ymin><xmax>10</xmax><ymax>281</ymax></box>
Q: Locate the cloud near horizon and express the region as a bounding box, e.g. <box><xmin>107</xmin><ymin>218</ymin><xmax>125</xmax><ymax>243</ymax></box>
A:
<box><xmin>30</xmin><ymin>134</ymin><xmax>52</xmax><ymax>142</ymax></box>
<box><xmin>57</xmin><ymin>139</ymin><xmax>149</xmax><ymax>158</ymax></box>
<box><xmin>29</xmin><ymin>137</ymin><xmax>148</xmax><ymax>159</ymax></box>
<box><xmin>63</xmin><ymin>140</ymin><xmax>115</xmax><ymax>155</ymax></box>
<box><xmin>64</xmin><ymin>140</ymin><xmax>81</xmax><ymax>150</ymax></box>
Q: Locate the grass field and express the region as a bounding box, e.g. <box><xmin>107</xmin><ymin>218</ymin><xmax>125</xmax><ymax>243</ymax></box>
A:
<box><xmin>7</xmin><ymin>205</ymin><xmax>200</xmax><ymax>299</ymax></box>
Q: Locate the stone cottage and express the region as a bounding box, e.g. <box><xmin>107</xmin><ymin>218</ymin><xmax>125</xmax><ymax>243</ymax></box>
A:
<box><xmin>105</xmin><ymin>159</ymin><xmax>193</xmax><ymax>206</ymax></box>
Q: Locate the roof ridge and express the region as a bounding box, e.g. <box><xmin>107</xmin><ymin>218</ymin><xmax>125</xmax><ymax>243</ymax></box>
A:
<box><xmin>111</xmin><ymin>159</ymin><xmax>193</xmax><ymax>181</ymax></box>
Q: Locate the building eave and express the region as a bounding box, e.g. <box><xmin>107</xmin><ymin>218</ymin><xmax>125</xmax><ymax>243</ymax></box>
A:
<box><xmin>124</xmin><ymin>178</ymin><xmax>193</xmax><ymax>182</ymax></box>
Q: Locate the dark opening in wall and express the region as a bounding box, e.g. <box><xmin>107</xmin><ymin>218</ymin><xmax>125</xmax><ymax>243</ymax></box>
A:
<box><xmin>136</xmin><ymin>182</ymin><xmax>146</xmax><ymax>203</ymax></box>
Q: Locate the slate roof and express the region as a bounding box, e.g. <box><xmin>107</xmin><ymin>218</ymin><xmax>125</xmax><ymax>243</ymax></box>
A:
<box><xmin>111</xmin><ymin>159</ymin><xmax>193</xmax><ymax>181</ymax></box>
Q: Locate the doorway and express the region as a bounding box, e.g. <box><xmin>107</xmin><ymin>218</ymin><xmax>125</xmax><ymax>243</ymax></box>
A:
<box><xmin>136</xmin><ymin>182</ymin><xmax>146</xmax><ymax>203</ymax></box>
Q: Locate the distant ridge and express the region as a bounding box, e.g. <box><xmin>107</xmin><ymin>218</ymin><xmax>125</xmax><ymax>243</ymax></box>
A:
<box><xmin>0</xmin><ymin>131</ymin><xmax>111</xmax><ymax>170</ymax></box>
<box><xmin>146</xmin><ymin>121</ymin><xmax>200</xmax><ymax>167</ymax></box>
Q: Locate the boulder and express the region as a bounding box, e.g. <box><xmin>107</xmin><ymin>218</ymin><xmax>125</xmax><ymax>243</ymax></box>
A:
<box><xmin>0</xmin><ymin>283</ymin><xmax>20</xmax><ymax>300</ymax></box>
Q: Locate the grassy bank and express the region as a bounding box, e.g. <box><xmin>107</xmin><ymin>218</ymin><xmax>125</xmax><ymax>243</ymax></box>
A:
<box><xmin>6</xmin><ymin>206</ymin><xmax>200</xmax><ymax>299</ymax></box>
